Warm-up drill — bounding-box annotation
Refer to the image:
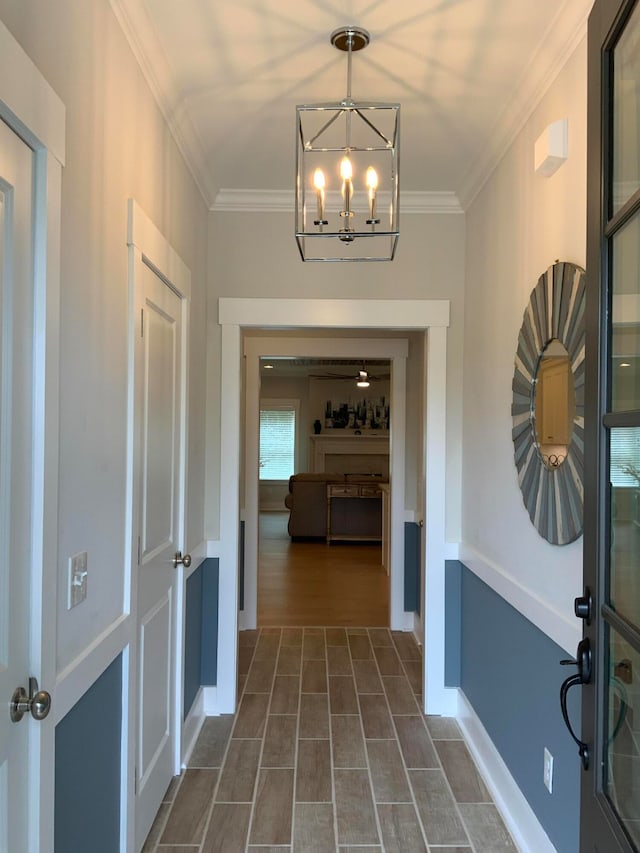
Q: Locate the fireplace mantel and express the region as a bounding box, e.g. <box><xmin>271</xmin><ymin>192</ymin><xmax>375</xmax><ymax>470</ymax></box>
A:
<box><xmin>310</xmin><ymin>432</ymin><xmax>389</xmax><ymax>474</ymax></box>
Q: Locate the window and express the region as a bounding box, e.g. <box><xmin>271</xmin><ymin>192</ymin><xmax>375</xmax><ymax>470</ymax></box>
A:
<box><xmin>610</xmin><ymin>427</ymin><xmax>640</xmax><ymax>488</ymax></box>
<box><xmin>259</xmin><ymin>402</ymin><xmax>297</xmax><ymax>480</ymax></box>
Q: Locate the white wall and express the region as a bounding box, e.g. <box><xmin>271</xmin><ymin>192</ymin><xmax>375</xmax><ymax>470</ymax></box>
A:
<box><xmin>206</xmin><ymin>213</ymin><xmax>465</xmax><ymax>543</ymax></box>
<box><xmin>260</xmin><ymin>375</ymin><xmax>311</xmax><ymax>472</ymax></box>
<box><xmin>462</xmin><ymin>37</ymin><xmax>587</xmax><ymax>649</ymax></box>
<box><xmin>406</xmin><ymin>332</ymin><xmax>427</xmax><ymax>519</ymax></box>
<box><xmin>0</xmin><ymin>0</ymin><xmax>208</xmax><ymax>674</ymax></box>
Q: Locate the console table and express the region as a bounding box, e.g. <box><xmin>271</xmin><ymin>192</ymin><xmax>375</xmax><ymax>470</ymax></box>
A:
<box><xmin>326</xmin><ymin>482</ymin><xmax>383</xmax><ymax>544</ymax></box>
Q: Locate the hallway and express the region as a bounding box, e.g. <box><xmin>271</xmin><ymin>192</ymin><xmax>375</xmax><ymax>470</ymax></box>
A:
<box><xmin>142</xmin><ymin>627</ymin><xmax>516</xmax><ymax>852</ymax></box>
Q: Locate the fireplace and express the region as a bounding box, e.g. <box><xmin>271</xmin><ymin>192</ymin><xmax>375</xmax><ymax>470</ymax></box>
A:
<box><xmin>310</xmin><ymin>433</ymin><xmax>390</xmax><ymax>477</ymax></box>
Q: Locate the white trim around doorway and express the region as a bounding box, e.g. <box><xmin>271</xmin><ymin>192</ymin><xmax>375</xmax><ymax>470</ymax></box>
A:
<box><xmin>0</xmin><ymin>19</ymin><xmax>65</xmax><ymax>853</ymax></box>
<box><xmin>217</xmin><ymin>298</ymin><xmax>451</xmax><ymax>716</ymax></box>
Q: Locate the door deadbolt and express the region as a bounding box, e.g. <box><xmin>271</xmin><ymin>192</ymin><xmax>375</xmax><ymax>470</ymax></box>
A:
<box><xmin>574</xmin><ymin>587</ymin><xmax>592</xmax><ymax>625</ymax></box>
<box><xmin>10</xmin><ymin>677</ymin><xmax>52</xmax><ymax>723</ymax></box>
<box><xmin>173</xmin><ymin>551</ymin><xmax>192</xmax><ymax>569</ymax></box>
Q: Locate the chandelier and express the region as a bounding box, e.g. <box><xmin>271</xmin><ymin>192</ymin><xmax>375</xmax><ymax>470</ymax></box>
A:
<box><xmin>295</xmin><ymin>26</ymin><xmax>400</xmax><ymax>262</ymax></box>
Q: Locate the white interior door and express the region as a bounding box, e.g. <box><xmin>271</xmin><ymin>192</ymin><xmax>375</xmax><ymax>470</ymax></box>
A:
<box><xmin>0</xmin><ymin>118</ymin><xmax>37</xmax><ymax>851</ymax></box>
<box><xmin>135</xmin><ymin>261</ymin><xmax>183</xmax><ymax>850</ymax></box>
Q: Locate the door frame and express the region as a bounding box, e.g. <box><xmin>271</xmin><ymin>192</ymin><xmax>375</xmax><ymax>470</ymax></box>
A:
<box><xmin>0</xmin><ymin>20</ymin><xmax>65</xmax><ymax>853</ymax></box>
<box><xmin>217</xmin><ymin>298</ymin><xmax>452</xmax><ymax>715</ymax></box>
<box><xmin>583</xmin><ymin>0</ymin><xmax>640</xmax><ymax>849</ymax></box>
<box><xmin>125</xmin><ymin>200</ymin><xmax>191</xmax><ymax>851</ymax></box>
<box><xmin>242</xmin><ymin>335</ymin><xmax>410</xmax><ymax>632</ymax></box>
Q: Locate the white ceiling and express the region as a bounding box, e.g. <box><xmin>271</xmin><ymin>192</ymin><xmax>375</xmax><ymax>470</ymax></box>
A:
<box><xmin>111</xmin><ymin>0</ymin><xmax>593</xmax><ymax>210</ymax></box>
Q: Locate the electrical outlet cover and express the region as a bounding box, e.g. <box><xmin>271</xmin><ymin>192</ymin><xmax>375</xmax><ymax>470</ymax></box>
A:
<box><xmin>544</xmin><ymin>747</ymin><xmax>554</xmax><ymax>794</ymax></box>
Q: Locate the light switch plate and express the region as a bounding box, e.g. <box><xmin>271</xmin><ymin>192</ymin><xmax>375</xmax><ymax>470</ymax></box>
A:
<box><xmin>67</xmin><ymin>551</ymin><xmax>88</xmax><ymax>609</ymax></box>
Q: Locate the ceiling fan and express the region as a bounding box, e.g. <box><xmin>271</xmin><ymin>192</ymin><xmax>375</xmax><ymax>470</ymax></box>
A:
<box><xmin>309</xmin><ymin>363</ymin><xmax>390</xmax><ymax>387</ymax></box>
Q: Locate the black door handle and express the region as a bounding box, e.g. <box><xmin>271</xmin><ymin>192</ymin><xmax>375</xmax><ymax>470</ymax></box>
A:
<box><xmin>559</xmin><ymin>638</ymin><xmax>591</xmax><ymax>770</ymax></box>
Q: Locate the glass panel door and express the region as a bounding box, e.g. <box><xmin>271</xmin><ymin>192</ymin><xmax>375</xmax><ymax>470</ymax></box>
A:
<box><xmin>584</xmin><ymin>0</ymin><xmax>640</xmax><ymax>849</ymax></box>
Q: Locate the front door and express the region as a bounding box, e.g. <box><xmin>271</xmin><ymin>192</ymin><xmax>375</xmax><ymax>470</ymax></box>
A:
<box><xmin>134</xmin><ymin>260</ymin><xmax>184</xmax><ymax>850</ymax></box>
<box><xmin>583</xmin><ymin>0</ymin><xmax>640</xmax><ymax>849</ymax></box>
<box><xmin>0</xmin><ymin>118</ymin><xmax>38</xmax><ymax>849</ymax></box>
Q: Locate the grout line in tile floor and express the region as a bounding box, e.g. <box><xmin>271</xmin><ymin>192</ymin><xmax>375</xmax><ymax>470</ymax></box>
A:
<box><xmin>145</xmin><ymin>626</ymin><xmax>517</xmax><ymax>853</ymax></box>
<box><xmin>353</xmin><ymin>630</ymin><xmax>387</xmax><ymax>852</ymax></box>
<box><xmin>325</xmin><ymin>634</ymin><xmax>339</xmax><ymax>851</ymax></box>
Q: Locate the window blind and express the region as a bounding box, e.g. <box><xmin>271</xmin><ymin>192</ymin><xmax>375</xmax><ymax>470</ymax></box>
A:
<box><xmin>259</xmin><ymin>408</ymin><xmax>296</xmax><ymax>480</ymax></box>
<box><xmin>610</xmin><ymin>426</ymin><xmax>640</xmax><ymax>487</ymax></box>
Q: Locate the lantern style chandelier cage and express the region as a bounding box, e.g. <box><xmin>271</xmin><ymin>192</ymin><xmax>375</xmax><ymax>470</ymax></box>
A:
<box><xmin>295</xmin><ymin>26</ymin><xmax>400</xmax><ymax>262</ymax></box>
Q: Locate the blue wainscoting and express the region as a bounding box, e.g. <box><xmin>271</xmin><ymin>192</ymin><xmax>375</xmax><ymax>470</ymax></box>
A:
<box><xmin>451</xmin><ymin>562</ymin><xmax>580</xmax><ymax>853</ymax></box>
<box><xmin>201</xmin><ymin>558</ymin><xmax>219</xmax><ymax>686</ymax></box>
<box><xmin>404</xmin><ymin>521</ymin><xmax>421</xmax><ymax>613</ymax></box>
<box><xmin>445</xmin><ymin>560</ymin><xmax>462</xmax><ymax>686</ymax></box>
<box><xmin>184</xmin><ymin>563</ymin><xmax>204</xmax><ymax>718</ymax></box>
<box><xmin>55</xmin><ymin>654</ymin><xmax>122</xmax><ymax>853</ymax></box>
<box><xmin>184</xmin><ymin>557</ymin><xmax>219</xmax><ymax>718</ymax></box>
<box><xmin>239</xmin><ymin>519</ymin><xmax>245</xmax><ymax>611</ymax></box>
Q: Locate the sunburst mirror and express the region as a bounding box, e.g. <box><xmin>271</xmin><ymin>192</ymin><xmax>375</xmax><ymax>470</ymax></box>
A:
<box><xmin>511</xmin><ymin>261</ymin><xmax>586</xmax><ymax>545</ymax></box>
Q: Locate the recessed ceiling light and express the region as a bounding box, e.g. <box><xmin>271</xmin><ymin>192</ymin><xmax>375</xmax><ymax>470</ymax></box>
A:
<box><xmin>263</xmin><ymin>363</ymin><xmax>275</xmax><ymax>369</ymax></box>
<box><xmin>620</xmin><ymin>362</ymin><xmax>631</xmax><ymax>368</ymax></box>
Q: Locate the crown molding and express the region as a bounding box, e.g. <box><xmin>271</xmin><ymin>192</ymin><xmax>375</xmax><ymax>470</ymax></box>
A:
<box><xmin>457</xmin><ymin>0</ymin><xmax>592</xmax><ymax>211</ymax></box>
<box><xmin>109</xmin><ymin>0</ymin><xmax>216</xmax><ymax>207</ymax></box>
<box><xmin>211</xmin><ymin>189</ymin><xmax>463</xmax><ymax>214</ymax></box>
<box><xmin>111</xmin><ymin>0</ymin><xmax>590</xmax><ymax>218</ymax></box>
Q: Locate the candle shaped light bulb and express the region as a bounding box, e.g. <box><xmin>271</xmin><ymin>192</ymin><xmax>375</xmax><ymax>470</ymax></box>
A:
<box><xmin>313</xmin><ymin>168</ymin><xmax>326</xmax><ymax>223</ymax></box>
<box><xmin>366</xmin><ymin>166</ymin><xmax>378</xmax><ymax>222</ymax></box>
<box><xmin>340</xmin><ymin>156</ymin><xmax>353</xmax><ymax>218</ymax></box>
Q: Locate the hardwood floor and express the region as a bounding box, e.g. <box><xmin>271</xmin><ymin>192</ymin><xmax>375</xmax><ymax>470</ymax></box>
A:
<box><xmin>257</xmin><ymin>512</ymin><xmax>389</xmax><ymax>626</ymax></box>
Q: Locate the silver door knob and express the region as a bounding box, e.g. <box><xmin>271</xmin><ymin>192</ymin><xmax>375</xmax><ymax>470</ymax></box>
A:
<box><xmin>173</xmin><ymin>551</ymin><xmax>192</xmax><ymax>569</ymax></box>
<box><xmin>10</xmin><ymin>677</ymin><xmax>52</xmax><ymax>723</ymax></box>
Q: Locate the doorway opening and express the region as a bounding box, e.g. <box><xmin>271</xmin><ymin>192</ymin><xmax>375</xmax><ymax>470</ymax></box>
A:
<box><xmin>257</xmin><ymin>355</ymin><xmax>392</xmax><ymax>626</ymax></box>
<box><xmin>243</xmin><ymin>334</ymin><xmax>411</xmax><ymax>637</ymax></box>
<box><xmin>217</xmin><ymin>298</ymin><xmax>451</xmax><ymax>717</ymax></box>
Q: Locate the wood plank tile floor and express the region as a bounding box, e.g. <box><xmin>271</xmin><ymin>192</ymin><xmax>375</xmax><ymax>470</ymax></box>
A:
<box><xmin>143</xmin><ymin>628</ymin><xmax>517</xmax><ymax>853</ymax></box>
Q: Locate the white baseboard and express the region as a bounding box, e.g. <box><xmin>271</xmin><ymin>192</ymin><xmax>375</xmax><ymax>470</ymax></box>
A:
<box><xmin>437</xmin><ymin>686</ymin><xmax>460</xmax><ymax>717</ymax></box>
<box><xmin>202</xmin><ymin>686</ymin><xmax>219</xmax><ymax>716</ymax></box>
<box><xmin>457</xmin><ymin>690</ymin><xmax>557</xmax><ymax>853</ymax></box>
<box><xmin>181</xmin><ymin>688</ymin><xmax>205</xmax><ymax>768</ymax></box>
<box><xmin>394</xmin><ymin>611</ymin><xmax>415</xmax><ymax>632</ymax></box>
<box><xmin>238</xmin><ymin>610</ymin><xmax>253</xmax><ymax>631</ymax></box>
<box><xmin>181</xmin><ymin>686</ymin><xmax>220</xmax><ymax>769</ymax></box>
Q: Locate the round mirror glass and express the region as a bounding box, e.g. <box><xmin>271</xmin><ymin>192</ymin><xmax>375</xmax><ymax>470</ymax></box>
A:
<box><xmin>533</xmin><ymin>338</ymin><xmax>575</xmax><ymax>469</ymax></box>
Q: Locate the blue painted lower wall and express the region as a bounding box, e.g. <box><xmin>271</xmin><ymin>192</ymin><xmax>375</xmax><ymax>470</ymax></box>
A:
<box><xmin>448</xmin><ymin>561</ymin><xmax>580</xmax><ymax>853</ymax></box>
<box><xmin>404</xmin><ymin>521</ymin><xmax>421</xmax><ymax>613</ymax></box>
<box><xmin>184</xmin><ymin>563</ymin><xmax>204</xmax><ymax>718</ymax></box>
<box><xmin>239</xmin><ymin>519</ymin><xmax>245</xmax><ymax>611</ymax></box>
<box><xmin>55</xmin><ymin>654</ymin><xmax>122</xmax><ymax>853</ymax></box>
<box><xmin>201</xmin><ymin>558</ymin><xmax>219</xmax><ymax>686</ymax></box>
<box><xmin>184</xmin><ymin>557</ymin><xmax>219</xmax><ymax>718</ymax></box>
<box><xmin>445</xmin><ymin>560</ymin><xmax>461</xmax><ymax>686</ymax></box>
